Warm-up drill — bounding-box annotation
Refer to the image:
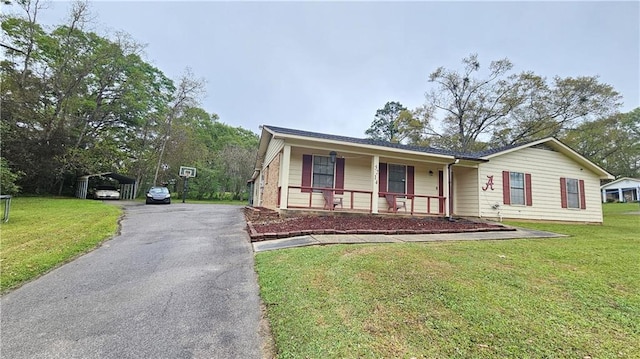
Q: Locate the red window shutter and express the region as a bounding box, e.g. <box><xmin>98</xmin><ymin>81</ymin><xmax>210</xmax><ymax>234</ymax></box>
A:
<box><xmin>579</xmin><ymin>179</ymin><xmax>586</xmax><ymax>209</ymax></box>
<box><xmin>301</xmin><ymin>154</ymin><xmax>312</xmax><ymax>193</ymax></box>
<box><xmin>406</xmin><ymin>166</ymin><xmax>415</xmax><ymax>198</ymax></box>
<box><xmin>560</xmin><ymin>177</ymin><xmax>568</xmax><ymax>208</ymax></box>
<box><xmin>379</xmin><ymin>163</ymin><xmax>387</xmax><ymax>197</ymax></box>
<box><xmin>438</xmin><ymin>171</ymin><xmax>444</xmax><ymax>213</ymax></box>
<box><xmin>502</xmin><ymin>171</ymin><xmax>510</xmax><ymax>205</ymax></box>
<box><xmin>525</xmin><ymin>173</ymin><xmax>533</xmax><ymax>206</ymax></box>
<box><xmin>335</xmin><ymin>158</ymin><xmax>345</xmax><ymax>195</ymax></box>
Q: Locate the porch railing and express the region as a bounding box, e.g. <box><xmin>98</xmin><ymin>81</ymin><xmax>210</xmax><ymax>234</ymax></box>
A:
<box><xmin>380</xmin><ymin>192</ymin><xmax>446</xmax><ymax>215</ymax></box>
<box><xmin>285</xmin><ymin>186</ymin><xmax>374</xmax><ymax>212</ymax></box>
<box><xmin>282</xmin><ymin>186</ymin><xmax>446</xmax><ymax>216</ymax></box>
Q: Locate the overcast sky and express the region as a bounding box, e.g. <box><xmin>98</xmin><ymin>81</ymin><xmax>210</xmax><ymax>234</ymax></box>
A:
<box><xmin>9</xmin><ymin>1</ymin><xmax>640</xmax><ymax>138</ymax></box>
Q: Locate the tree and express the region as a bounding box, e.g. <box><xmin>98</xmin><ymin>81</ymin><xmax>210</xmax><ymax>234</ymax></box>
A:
<box><xmin>562</xmin><ymin>108</ymin><xmax>640</xmax><ymax>178</ymax></box>
<box><xmin>491</xmin><ymin>75</ymin><xmax>622</xmax><ymax>147</ymax></box>
<box><xmin>217</xmin><ymin>144</ymin><xmax>256</xmax><ymax>200</ymax></box>
<box><xmin>421</xmin><ymin>54</ymin><xmax>519</xmax><ymax>152</ymax></box>
<box><xmin>0</xmin><ymin>157</ymin><xmax>24</xmax><ymax>195</ymax></box>
<box><xmin>152</xmin><ymin>68</ymin><xmax>205</xmax><ymax>186</ymax></box>
<box><xmin>365</xmin><ymin>101</ymin><xmax>410</xmax><ymax>143</ymax></box>
<box><xmin>1</xmin><ymin>3</ymin><xmax>259</xmax><ymax>200</ymax></box>
<box><xmin>414</xmin><ymin>54</ymin><xmax>622</xmax><ymax>152</ymax></box>
<box><xmin>1</xmin><ymin>2</ymin><xmax>175</xmax><ymax>195</ymax></box>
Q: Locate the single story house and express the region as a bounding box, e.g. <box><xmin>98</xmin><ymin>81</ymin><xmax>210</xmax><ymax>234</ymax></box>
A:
<box><xmin>600</xmin><ymin>177</ymin><xmax>640</xmax><ymax>202</ymax></box>
<box><xmin>249</xmin><ymin>125</ymin><xmax>614</xmax><ymax>223</ymax></box>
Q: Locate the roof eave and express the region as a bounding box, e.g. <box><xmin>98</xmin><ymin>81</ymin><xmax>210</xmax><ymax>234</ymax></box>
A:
<box><xmin>267</xmin><ymin>130</ymin><xmax>458</xmax><ymax>161</ymax></box>
<box><xmin>483</xmin><ymin>138</ymin><xmax>614</xmax><ymax>179</ymax></box>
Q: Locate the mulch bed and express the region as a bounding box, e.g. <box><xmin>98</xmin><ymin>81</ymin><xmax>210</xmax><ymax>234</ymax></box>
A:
<box><xmin>246</xmin><ymin>211</ymin><xmax>514</xmax><ymax>242</ymax></box>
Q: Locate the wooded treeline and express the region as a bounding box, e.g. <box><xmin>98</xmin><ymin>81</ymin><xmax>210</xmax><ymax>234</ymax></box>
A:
<box><xmin>366</xmin><ymin>54</ymin><xmax>640</xmax><ymax>179</ymax></box>
<box><xmin>1</xmin><ymin>1</ymin><xmax>258</xmax><ymax>199</ymax></box>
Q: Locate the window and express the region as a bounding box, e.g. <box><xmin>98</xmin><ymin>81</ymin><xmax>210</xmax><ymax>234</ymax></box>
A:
<box><xmin>560</xmin><ymin>177</ymin><xmax>586</xmax><ymax>209</ymax></box>
<box><xmin>566</xmin><ymin>178</ymin><xmax>580</xmax><ymax>209</ymax></box>
<box><xmin>388</xmin><ymin>164</ymin><xmax>406</xmax><ymax>194</ymax></box>
<box><xmin>502</xmin><ymin>171</ymin><xmax>532</xmax><ymax>206</ymax></box>
<box><xmin>379</xmin><ymin>163</ymin><xmax>414</xmax><ymax>198</ymax></box>
<box><xmin>302</xmin><ymin>154</ymin><xmax>345</xmax><ymax>194</ymax></box>
<box><xmin>509</xmin><ymin>172</ymin><xmax>525</xmax><ymax>205</ymax></box>
<box><xmin>312</xmin><ymin>155</ymin><xmax>334</xmax><ymax>189</ymax></box>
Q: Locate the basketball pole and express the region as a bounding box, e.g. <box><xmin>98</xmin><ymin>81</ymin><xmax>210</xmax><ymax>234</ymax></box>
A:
<box><xmin>182</xmin><ymin>176</ymin><xmax>189</xmax><ymax>203</ymax></box>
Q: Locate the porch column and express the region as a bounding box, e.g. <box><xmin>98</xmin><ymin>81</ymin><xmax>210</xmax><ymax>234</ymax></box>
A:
<box><xmin>601</xmin><ymin>189</ymin><xmax>606</xmax><ymax>203</ymax></box>
<box><xmin>618</xmin><ymin>188</ymin><xmax>623</xmax><ymax>202</ymax></box>
<box><xmin>443</xmin><ymin>164</ymin><xmax>450</xmax><ymax>217</ymax></box>
<box><xmin>280</xmin><ymin>145</ymin><xmax>291</xmax><ymax>209</ymax></box>
<box><xmin>371</xmin><ymin>155</ymin><xmax>379</xmax><ymax>214</ymax></box>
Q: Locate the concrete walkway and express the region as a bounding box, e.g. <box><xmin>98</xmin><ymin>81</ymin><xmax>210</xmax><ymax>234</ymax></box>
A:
<box><xmin>253</xmin><ymin>227</ymin><xmax>567</xmax><ymax>252</ymax></box>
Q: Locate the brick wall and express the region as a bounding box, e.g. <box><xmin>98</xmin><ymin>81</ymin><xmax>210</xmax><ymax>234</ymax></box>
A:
<box><xmin>244</xmin><ymin>206</ymin><xmax>280</xmax><ymax>222</ymax></box>
<box><xmin>261</xmin><ymin>153</ymin><xmax>281</xmax><ymax>209</ymax></box>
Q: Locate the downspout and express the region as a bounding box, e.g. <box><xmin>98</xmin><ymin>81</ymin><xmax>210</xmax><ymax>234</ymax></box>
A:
<box><xmin>447</xmin><ymin>158</ymin><xmax>460</xmax><ymax>221</ymax></box>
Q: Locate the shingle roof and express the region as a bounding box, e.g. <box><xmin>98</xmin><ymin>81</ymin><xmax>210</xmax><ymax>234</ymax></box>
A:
<box><xmin>468</xmin><ymin>143</ymin><xmax>524</xmax><ymax>158</ymax></box>
<box><xmin>260</xmin><ymin>125</ymin><xmax>612</xmax><ymax>178</ymax></box>
<box><xmin>263</xmin><ymin>125</ymin><xmax>462</xmax><ymax>158</ymax></box>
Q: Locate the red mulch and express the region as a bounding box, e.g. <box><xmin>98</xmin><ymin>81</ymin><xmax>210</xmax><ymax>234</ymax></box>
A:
<box><xmin>246</xmin><ymin>213</ymin><xmax>513</xmax><ymax>241</ymax></box>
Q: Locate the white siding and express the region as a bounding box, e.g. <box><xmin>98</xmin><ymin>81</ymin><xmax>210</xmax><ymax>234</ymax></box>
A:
<box><xmin>343</xmin><ymin>155</ymin><xmax>375</xmax><ymax>210</ymax></box>
<box><xmin>287</xmin><ymin>147</ymin><xmax>312</xmax><ymax>207</ymax></box>
<box><xmin>264</xmin><ymin>138</ymin><xmax>284</xmax><ymax>169</ymax></box>
<box><xmin>479</xmin><ymin>147</ymin><xmax>604</xmax><ymax>222</ymax></box>
<box><xmin>454</xmin><ymin>166</ymin><xmax>479</xmax><ymax>216</ymax></box>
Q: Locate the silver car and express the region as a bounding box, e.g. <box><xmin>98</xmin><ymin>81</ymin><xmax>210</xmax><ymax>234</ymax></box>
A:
<box><xmin>94</xmin><ymin>185</ymin><xmax>120</xmax><ymax>200</ymax></box>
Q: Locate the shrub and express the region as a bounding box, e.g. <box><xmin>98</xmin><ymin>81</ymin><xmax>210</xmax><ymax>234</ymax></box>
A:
<box><xmin>0</xmin><ymin>157</ymin><xmax>24</xmax><ymax>195</ymax></box>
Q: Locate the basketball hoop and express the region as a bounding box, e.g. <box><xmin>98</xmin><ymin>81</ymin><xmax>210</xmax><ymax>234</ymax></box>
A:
<box><xmin>179</xmin><ymin>166</ymin><xmax>197</xmax><ymax>178</ymax></box>
<box><xmin>179</xmin><ymin>166</ymin><xmax>196</xmax><ymax>203</ymax></box>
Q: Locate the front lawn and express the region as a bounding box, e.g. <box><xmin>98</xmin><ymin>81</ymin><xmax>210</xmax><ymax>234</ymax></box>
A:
<box><xmin>0</xmin><ymin>197</ymin><xmax>121</xmax><ymax>292</ymax></box>
<box><xmin>255</xmin><ymin>203</ymin><xmax>640</xmax><ymax>358</ymax></box>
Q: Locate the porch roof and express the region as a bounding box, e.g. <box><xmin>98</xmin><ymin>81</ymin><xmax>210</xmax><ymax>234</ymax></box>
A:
<box><xmin>600</xmin><ymin>177</ymin><xmax>640</xmax><ymax>190</ymax></box>
<box><xmin>263</xmin><ymin>125</ymin><xmax>468</xmax><ymax>158</ymax></box>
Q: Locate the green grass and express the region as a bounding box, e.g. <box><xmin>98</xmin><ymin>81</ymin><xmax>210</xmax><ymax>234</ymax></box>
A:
<box><xmin>255</xmin><ymin>203</ymin><xmax>640</xmax><ymax>358</ymax></box>
<box><xmin>0</xmin><ymin>197</ymin><xmax>121</xmax><ymax>292</ymax></box>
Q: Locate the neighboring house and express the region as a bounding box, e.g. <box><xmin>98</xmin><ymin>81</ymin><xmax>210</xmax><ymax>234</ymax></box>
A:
<box><xmin>600</xmin><ymin>177</ymin><xmax>640</xmax><ymax>202</ymax></box>
<box><xmin>249</xmin><ymin>125</ymin><xmax>613</xmax><ymax>223</ymax></box>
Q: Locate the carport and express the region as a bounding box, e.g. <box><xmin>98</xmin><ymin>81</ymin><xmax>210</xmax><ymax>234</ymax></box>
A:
<box><xmin>75</xmin><ymin>172</ymin><xmax>137</xmax><ymax>200</ymax></box>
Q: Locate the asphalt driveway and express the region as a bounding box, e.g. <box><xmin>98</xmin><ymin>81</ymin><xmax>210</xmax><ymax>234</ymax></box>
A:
<box><xmin>1</xmin><ymin>203</ymin><xmax>263</xmax><ymax>358</ymax></box>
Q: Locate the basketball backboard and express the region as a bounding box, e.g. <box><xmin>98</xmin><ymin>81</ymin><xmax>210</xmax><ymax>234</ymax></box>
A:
<box><xmin>179</xmin><ymin>166</ymin><xmax>197</xmax><ymax>178</ymax></box>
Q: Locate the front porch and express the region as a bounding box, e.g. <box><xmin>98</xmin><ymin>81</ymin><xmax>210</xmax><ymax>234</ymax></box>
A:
<box><xmin>251</xmin><ymin>127</ymin><xmax>484</xmax><ymax>218</ymax></box>
<box><xmin>278</xmin><ymin>185</ymin><xmax>446</xmax><ymax>216</ymax></box>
